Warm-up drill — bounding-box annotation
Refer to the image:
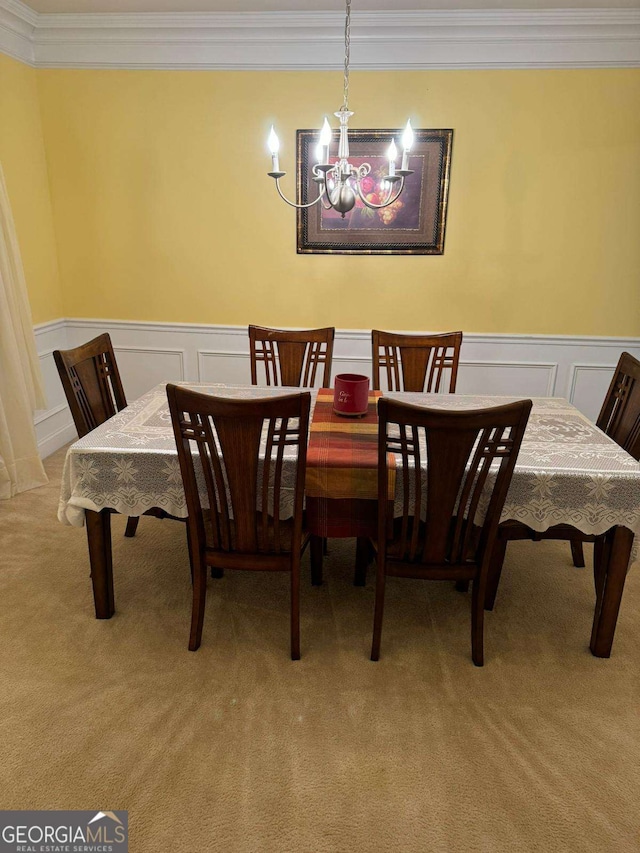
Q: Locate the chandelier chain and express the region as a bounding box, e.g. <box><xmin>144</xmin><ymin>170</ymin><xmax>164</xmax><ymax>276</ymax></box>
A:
<box><xmin>267</xmin><ymin>0</ymin><xmax>414</xmax><ymax>217</ymax></box>
<box><xmin>342</xmin><ymin>0</ymin><xmax>351</xmax><ymax>111</ymax></box>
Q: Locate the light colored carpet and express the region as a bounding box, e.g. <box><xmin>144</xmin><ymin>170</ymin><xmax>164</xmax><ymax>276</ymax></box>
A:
<box><xmin>0</xmin><ymin>447</ymin><xmax>639</xmax><ymax>852</ymax></box>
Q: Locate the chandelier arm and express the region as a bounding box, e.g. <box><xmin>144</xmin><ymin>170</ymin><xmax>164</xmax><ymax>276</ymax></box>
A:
<box><xmin>355</xmin><ymin>178</ymin><xmax>406</xmax><ymax>210</ymax></box>
<box><xmin>273</xmin><ymin>179</ymin><xmax>327</xmax><ymax>209</ymax></box>
<box><xmin>267</xmin><ymin>0</ymin><xmax>417</xmax><ymax>219</ymax></box>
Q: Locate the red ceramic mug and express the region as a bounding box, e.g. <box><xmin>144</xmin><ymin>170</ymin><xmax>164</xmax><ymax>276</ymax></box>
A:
<box><xmin>333</xmin><ymin>374</ymin><xmax>370</xmax><ymax>417</ymax></box>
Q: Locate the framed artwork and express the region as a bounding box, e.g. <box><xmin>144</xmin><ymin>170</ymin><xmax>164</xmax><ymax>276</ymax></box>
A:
<box><xmin>296</xmin><ymin>128</ymin><xmax>453</xmax><ymax>255</ymax></box>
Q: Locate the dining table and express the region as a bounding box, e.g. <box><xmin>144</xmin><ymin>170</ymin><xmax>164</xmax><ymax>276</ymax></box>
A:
<box><xmin>302</xmin><ymin>387</ymin><xmax>640</xmax><ymax>658</ymax></box>
<box><xmin>58</xmin><ymin>382</ymin><xmax>640</xmax><ymax>658</ymax></box>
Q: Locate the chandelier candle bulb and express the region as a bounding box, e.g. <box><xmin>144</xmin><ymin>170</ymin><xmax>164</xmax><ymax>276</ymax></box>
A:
<box><xmin>265</xmin><ymin>0</ymin><xmax>415</xmax><ymax>215</ymax></box>
<box><xmin>268</xmin><ymin>126</ymin><xmax>280</xmax><ymax>173</ymax></box>
<box><xmin>318</xmin><ymin>117</ymin><xmax>332</xmax><ymax>164</ymax></box>
<box><xmin>401</xmin><ymin>120</ymin><xmax>414</xmax><ymax>171</ymax></box>
<box><xmin>387</xmin><ymin>139</ymin><xmax>397</xmax><ymax>177</ymax></box>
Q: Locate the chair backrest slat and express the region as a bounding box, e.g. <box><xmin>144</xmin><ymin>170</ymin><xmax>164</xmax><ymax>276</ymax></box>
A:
<box><xmin>596</xmin><ymin>352</ymin><xmax>640</xmax><ymax>460</ymax></box>
<box><xmin>379</xmin><ymin>398</ymin><xmax>532</xmax><ymax>569</ymax></box>
<box><xmin>372</xmin><ymin>330</ymin><xmax>463</xmax><ymax>393</ymax></box>
<box><xmin>216</xmin><ymin>414</ymin><xmax>263</xmax><ymax>552</ymax></box>
<box><xmin>168</xmin><ymin>386</ymin><xmax>310</xmax><ymax>559</ymax></box>
<box><xmin>201</xmin><ymin>412</ymin><xmax>232</xmax><ymax>550</ymax></box>
<box><xmin>423</xmin><ymin>422</ymin><xmax>480</xmax><ymax>563</ymax></box>
<box><xmin>249</xmin><ymin>325</ymin><xmax>335</xmax><ymax>389</ymax></box>
<box><xmin>54</xmin><ymin>333</ymin><xmax>127</xmax><ymax>438</ymax></box>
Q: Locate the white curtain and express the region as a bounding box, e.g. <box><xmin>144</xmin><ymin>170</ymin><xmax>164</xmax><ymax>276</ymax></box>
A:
<box><xmin>0</xmin><ymin>162</ymin><xmax>48</xmax><ymax>499</ymax></box>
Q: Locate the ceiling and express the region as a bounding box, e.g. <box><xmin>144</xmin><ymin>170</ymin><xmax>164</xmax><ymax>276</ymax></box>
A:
<box><xmin>22</xmin><ymin>0</ymin><xmax>640</xmax><ymax>13</ymax></box>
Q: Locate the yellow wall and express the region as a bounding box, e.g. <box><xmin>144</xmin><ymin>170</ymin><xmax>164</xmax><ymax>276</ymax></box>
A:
<box><xmin>0</xmin><ymin>54</ymin><xmax>62</xmax><ymax>325</ymax></box>
<box><xmin>21</xmin><ymin>67</ymin><xmax>640</xmax><ymax>334</ymax></box>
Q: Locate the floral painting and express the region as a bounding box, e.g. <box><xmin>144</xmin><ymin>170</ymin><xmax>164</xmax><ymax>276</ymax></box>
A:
<box><xmin>296</xmin><ymin>128</ymin><xmax>453</xmax><ymax>255</ymax></box>
<box><xmin>319</xmin><ymin>156</ymin><xmax>422</xmax><ymax>231</ymax></box>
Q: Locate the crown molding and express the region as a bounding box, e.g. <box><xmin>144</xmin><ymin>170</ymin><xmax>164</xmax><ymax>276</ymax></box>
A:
<box><xmin>0</xmin><ymin>0</ymin><xmax>36</xmax><ymax>63</ymax></box>
<box><xmin>1</xmin><ymin>4</ymin><xmax>639</xmax><ymax>70</ymax></box>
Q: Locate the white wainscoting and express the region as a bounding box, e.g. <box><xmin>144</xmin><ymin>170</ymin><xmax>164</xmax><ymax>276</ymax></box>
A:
<box><xmin>35</xmin><ymin>317</ymin><xmax>640</xmax><ymax>458</ymax></box>
<box><xmin>33</xmin><ymin>319</ymin><xmax>77</xmax><ymax>458</ymax></box>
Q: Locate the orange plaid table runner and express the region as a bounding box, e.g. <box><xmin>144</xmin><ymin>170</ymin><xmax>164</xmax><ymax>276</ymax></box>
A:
<box><xmin>305</xmin><ymin>389</ymin><xmax>395</xmax><ymax>538</ymax></box>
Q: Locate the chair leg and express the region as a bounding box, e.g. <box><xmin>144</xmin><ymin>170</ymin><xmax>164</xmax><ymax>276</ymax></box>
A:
<box><xmin>124</xmin><ymin>516</ymin><xmax>139</xmax><ymax>538</ymax></box>
<box><xmin>471</xmin><ymin>576</ymin><xmax>485</xmax><ymax>667</ymax></box>
<box><xmin>370</xmin><ymin>560</ymin><xmax>386</xmax><ymax>661</ymax></box>
<box><xmin>185</xmin><ymin>524</ymin><xmax>194</xmax><ymax>584</ymax></box>
<box><xmin>291</xmin><ymin>560</ymin><xmax>301</xmax><ymax>661</ymax></box>
<box><xmin>188</xmin><ymin>552</ymin><xmax>207</xmax><ymax>651</ymax></box>
<box><xmin>570</xmin><ymin>537</ymin><xmax>586</xmax><ymax>568</ymax></box>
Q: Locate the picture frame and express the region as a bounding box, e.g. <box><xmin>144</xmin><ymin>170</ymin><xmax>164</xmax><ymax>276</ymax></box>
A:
<box><xmin>296</xmin><ymin>128</ymin><xmax>453</xmax><ymax>255</ymax></box>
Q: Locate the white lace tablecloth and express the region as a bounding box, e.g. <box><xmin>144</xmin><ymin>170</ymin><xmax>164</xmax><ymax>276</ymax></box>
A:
<box><xmin>59</xmin><ymin>386</ymin><xmax>640</xmax><ymax>546</ymax></box>
<box><xmin>385</xmin><ymin>392</ymin><xmax>640</xmax><ymax>542</ymax></box>
<box><xmin>58</xmin><ymin>384</ymin><xmax>315</xmax><ymax>527</ymax></box>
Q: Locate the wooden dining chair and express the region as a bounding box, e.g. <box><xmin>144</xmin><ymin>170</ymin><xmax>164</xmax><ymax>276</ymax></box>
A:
<box><xmin>167</xmin><ymin>384</ymin><xmax>311</xmax><ymax>658</ymax></box>
<box><xmin>569</xmin><ymin>351</ymin><xmax>640</xmax><ymax>567</ymax></box>
<box><xmin>372</xmin><ymin>330</ymin><xmax>463</xmax><ymax>393</ymax></box>
<box><xmin>597</xmin><ymin>351</ymin><xmax>640</xmax><ymax>455</ymax></box>
<box><xmin>356</xmin><ymin>328</ymin><xmax>464</xmax><ymax>585</ymax></box>
<box><xmin>501</xmin><ymin>350</ymin><xmax>640</xmax><ymax>570</ymax></box>
<box><xmin>249</xmin><ymin>325</ymin><xmax>335</xmax><ymax>389</ymax></box>
<box><xmin>54</xmin><ymin>333</ymin><xmax>140</xmax><ymax>538</ymax></box>
<box><xmin>371</xmin><ymin>397</ymin><xmax>532</xmax><ymax>666</ymax></box>
<box><xmin>484</xmin><ymin>352</ymin><xmax>640</xmax><ymax>612</ymax></box>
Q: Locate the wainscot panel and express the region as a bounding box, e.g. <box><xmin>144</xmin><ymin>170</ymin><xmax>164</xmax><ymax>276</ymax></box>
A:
<box><xmin>34</xmin><ymin>318</ymin><xmax>640</xmax><ymax>458</ymax></box>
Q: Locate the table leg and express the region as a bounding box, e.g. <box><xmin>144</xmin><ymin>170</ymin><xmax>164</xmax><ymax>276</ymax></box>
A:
<box><xmin>570</xmin><ymin>537</ymin><xmax>586</xmax><ymax>568</ymax></box>
<box><xmin>354</xmin><ymin>537</ymin><xmax>374</xmax><ymax>587</ymax></box>
<box><xmin>124</xmin><ymin>516</ymin><xmax>139</xmax><ymax>538</ymax></box>
<box><xmin>85</xmin><ymin>508</ymin><xmax>114</xmax><ymax>619</ymax></box>
<box><xmin>590</xmin><ymin>526</ymin><xmax>633</xmax><ymax>658</ymax></box>
<box><xmin>593</xmin><ymin>535</ymin><xmax>608</xmax><ymax>600</ymax></box>
<box><xmin>310</xmin><ymin>535</ymin><xmax>324</xmax><ymax>586</ymax></box>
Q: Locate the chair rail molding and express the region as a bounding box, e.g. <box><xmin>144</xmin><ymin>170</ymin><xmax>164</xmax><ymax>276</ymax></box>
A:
<box><xmin>32</xmin><ymin>316</ymin><xmax>640</xmax><ymax>459</ymax></box>
<box><xmin>1</xmin><ymin>2</ymin><xmax>639</xmax><ymax>70</ymax></box>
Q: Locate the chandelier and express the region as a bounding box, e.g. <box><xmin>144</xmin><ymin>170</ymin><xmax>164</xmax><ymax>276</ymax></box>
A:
<box><xmin>266</xmin><ymin>0</ymin><xmax>414</xmax><ymax>218</ymax></box>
